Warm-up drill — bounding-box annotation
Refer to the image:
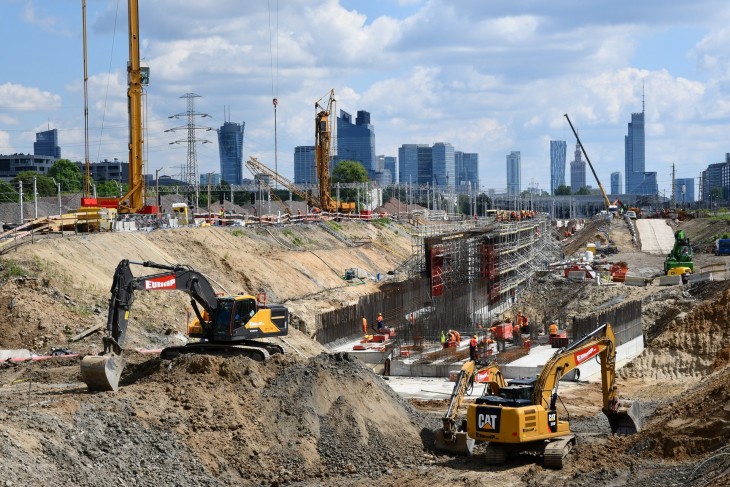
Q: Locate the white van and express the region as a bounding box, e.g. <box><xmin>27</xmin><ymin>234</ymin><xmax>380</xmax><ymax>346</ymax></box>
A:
<box><xmin>625</xmin><ymin>211</ymin><xmax>636</xmax><ymax>219</ymax></box>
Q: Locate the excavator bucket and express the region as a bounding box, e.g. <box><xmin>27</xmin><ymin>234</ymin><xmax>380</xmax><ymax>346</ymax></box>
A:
<box><xmin>434</xmin><ymin>429</ymin><xmax>475</xmax><ymax>455</ymax></box>
<box><xmin>605</xmin><ymin>399</ymin><xmax>642</xmax><ymax>435</ymax></box>
<box><xmin>80</xmin><ymin>355</ymin><xmax>126</xmax><ymax>392</ymax></box>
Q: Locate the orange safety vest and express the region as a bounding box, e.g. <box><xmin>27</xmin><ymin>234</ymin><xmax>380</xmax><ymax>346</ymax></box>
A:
<box><xmin>549</xmin><ymin>323</ymin><xmax>558</xmax><ymax>335</ymax></box>
<box><xmin>470</xmin><ymin>338</ymin><xmax>477</xmax><ymax>348</ymax></box>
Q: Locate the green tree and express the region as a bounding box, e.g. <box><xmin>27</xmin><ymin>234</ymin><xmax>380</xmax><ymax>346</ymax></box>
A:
<box><xmin>95</xmin><ymin>180</ymin><xmax>122</xmax><ymax>197</ymax></box>
<box><xmin>554</xmin><ymin>185</ymin><xmax>571</xmax><ymax>195</ymax></box>
<box><xmin>0</xmin><ymin>180</ymin><xmax>19</xmax><ymax>203</ymax></box>
<box><xmin>709</xmin><ymin>187</ymin><xmax>724</xmax><ymax>200</ymax></box>
<box><xmin>48</xmin><ymin>159</ymin><xmax>83</xmax><ymax>191</ymax></box>
<box><xmin>575</xmin><ymin>187</ymin><xmax>591</xmax><ymax>195</ymax></box>
<box><xmin>332</xmin><ymin>160</ymin><xmax>368</xmax><ymax>184</ymax></box>
<box><xmin>12</xmin><ymin>172</ymin><xmax>56</xmax><ymax>197</ymax></box>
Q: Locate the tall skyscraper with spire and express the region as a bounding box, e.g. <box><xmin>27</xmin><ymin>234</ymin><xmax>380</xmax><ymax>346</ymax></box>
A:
<box><xmin>570</xmin><ymin>142</ymin><xmax>586</xmax><ymax>192</ymax></box>
<box><xmin>625</xmin><ymin>85</ymin><xmax>657</xmax><ymax>195</ymax></box>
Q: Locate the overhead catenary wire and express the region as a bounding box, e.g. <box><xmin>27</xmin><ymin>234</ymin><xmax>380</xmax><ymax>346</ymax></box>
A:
<box><xmin>268</xmin><ymin>0</ymin><xmax>279</xmax><ymax>189</ymax></box>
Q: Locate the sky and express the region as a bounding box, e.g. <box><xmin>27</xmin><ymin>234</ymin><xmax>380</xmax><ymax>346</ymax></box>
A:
<box><xmin>2</xmin><ymin>0</ymin><xmax>730</xmax><ymax>199</ymax></box>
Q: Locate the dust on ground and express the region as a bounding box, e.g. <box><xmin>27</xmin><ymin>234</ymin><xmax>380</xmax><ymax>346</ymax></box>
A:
<box><xmin>0</xmin><ymin>214</ymin><xmax>729</xmax><ymax>486</ymax></box>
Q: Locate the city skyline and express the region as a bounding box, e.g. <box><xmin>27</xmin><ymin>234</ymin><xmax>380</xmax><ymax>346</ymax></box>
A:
<box><xmin>2</xmin><ymin>2</ymin><xmax>730</xmax><ymax>196</ymax></box>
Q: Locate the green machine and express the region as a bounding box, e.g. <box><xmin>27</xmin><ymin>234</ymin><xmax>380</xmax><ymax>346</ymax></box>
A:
<box><xmin>664</xmin><ymin>229</ymin><xmax>694</xmax><ymax>274</ymax></box>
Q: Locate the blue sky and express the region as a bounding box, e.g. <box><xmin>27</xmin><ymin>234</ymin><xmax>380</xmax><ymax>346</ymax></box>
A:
<box><xmin>2</xmin><ymin>0</ymin><xmax>730</xmax><ymax>198</ymax></box>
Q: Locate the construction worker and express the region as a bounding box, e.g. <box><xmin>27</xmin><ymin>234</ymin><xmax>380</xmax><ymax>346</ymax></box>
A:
<box><xmin>549</xmin><ymin>322</ymin><xmax>558</xmax><ymax>344</ymax></box>
<box><xmin>469</xmin><ymin>335</ymin><xmax>478</xmax><ymax>361</ymax></box>
<box><xmin>513</xmin><ymin>323</ymin><xmax>521</xmax><ymax>345</ymax></box>
<box><xmin>376</xmin><ymin>312</ymin><xmax>384</xmax><ymax>333</ymax></box>
<box><xmin>440</xmin><ymin>330</ymin><xmax>447</xmax><ymax>348</ymax></box>
<box><xmin>362</xmin><ymin>315</ymin><xmax>368</xmax><ymax>335</ymax></box>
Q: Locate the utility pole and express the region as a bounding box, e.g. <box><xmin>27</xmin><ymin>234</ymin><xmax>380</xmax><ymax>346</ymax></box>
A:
<box><xmin>166</xmin><ymin>93</ymin><xmax>212</xmax><ymax>210</ymax></box>
<box><xmin>670</xmin><ymin>163</ymin><xmax>676</xmax><ymax>208</ymax></box>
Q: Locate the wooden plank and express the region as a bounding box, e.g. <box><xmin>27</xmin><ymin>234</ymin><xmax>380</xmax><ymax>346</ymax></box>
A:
<box><xmin>69</xmin><ymin>324</ymin><xmax>104</xmax><ymax>342</ymax></box>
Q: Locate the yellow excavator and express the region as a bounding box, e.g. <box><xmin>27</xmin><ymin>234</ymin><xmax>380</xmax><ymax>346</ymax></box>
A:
<box><xmin>435</xmin><ymin>360</ymin><xmax>507</xmax><ymax>455</ymax></box>
<box><xmin>466</xmin><ymin>323</ymin><xmax>641</xmax><ymax>468</ymax></box>
<box><xmin>80</xmin><ymin>260</ymin><xmax>288</xmax><ymax>391</ymax></box>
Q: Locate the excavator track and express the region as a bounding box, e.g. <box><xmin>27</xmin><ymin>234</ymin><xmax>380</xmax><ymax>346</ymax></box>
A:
<box><xmin>483</xmin><ymin>443</ymin><xmax>507</xmax><ymax>466</ymax></box>
<box><xmin>161</xmin><ymin>343</ymin><xmax>272</xmax><ymax>361</ymax></box>
<box><xmin>543</xmin><ymin>435</ymin><xmax>575</xmax><ymax>469</ymax></box>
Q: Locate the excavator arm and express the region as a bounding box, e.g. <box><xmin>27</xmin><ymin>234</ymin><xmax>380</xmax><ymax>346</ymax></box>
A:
<box><xmin>82</xmin><ymin>259</ymin><xmax>222</xmax><ymax>392</ymax></box>
<box><xmin>533</xmin><ymin>324</ymin><xmax>641</xmax><ymax>434</ymax></box>
<box><xmin>435</xmin><ymin>360</ymin><xmax>506</xmax><ymax>454</ymax></box>
<box><xmin>104</xmin><ymin>260</ymin><xmax>220</xmax><ymax>355</ymax></box>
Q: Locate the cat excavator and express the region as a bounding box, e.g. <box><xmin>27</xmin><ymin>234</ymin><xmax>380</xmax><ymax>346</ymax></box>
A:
<box><xmin>434</xmin><ymin>360</ymin><xmax>507</xmax><ymax>455</ymax></box>
<box><xmin>466</xmin><ymin>323</ymin><xmax>641</xmax><ymax>468</ymax></box>
<box><xmin>80</xmin><ymin>260</ymin><xmax>288</xmax><ymax>392</ymax></box>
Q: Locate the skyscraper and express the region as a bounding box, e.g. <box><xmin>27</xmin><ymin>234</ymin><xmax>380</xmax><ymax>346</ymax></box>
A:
<box><xmin>217</xmin><ymin>121</ymin><xmax>244</xmax><ymax>184</ymax></box>
<box><xmin>383</xmin><ymin>156</ymin><xmax>397</xmax><ymax>184</ymax></box>
<box><xmin>337</xmin><ymin>109</ymin><xmax>376</xmax><ymax>176</ymax></box>
<box><xmin>570</xmin><ymin>143</ymin><xmax>586</xmax><ymax>192</ymax></box>
<box><xmin>625</xmin><ymin>110</ymin><xmax>644</xmax><ymax>194</ymax></box>
<box><xmin>34</xmin><ymin>129</ymin><xmax>61</xmax><ymax>159</ymax></box>
<box><xmin>398</xmin><ymin>144</ymin><xmax>428</xmax><ymax>185</ymax></box>
<box><xmin>674</xmin><ymin>177</ymin><xmax>695</xmax><ymax>204</ymax></box>
<box><xmin>463</xmin><ymin>153</ymin><xmax>479</xmax><ymax>190</ymax></box>
<box><xmin>294</xmin><ymin>146</ymin><xmax>316</xmax><ymax>184</ymax></box>
<box><xmin>432</xmin><ymin>142</ymin><xmax>455</xmax><ymax>189</ymax></box>
<box><xmin>506</xmin><ymin>151</ymin><xmax>521</xmax><ymax>196</ymax></box>
<box><xmin>610</xmin><ymin>171</ymin><xmax>622</xmax><ymax>195</ymax></box>
<box><xmin>550</xmin><ymin>140</ymin><xmax>567</xmax><ymax>195</ymax></box>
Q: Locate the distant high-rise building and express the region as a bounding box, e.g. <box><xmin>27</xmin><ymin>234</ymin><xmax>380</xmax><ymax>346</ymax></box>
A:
<box><xmin>624</xmin><ymin>97</ymin><xmax>656</xmax><ymax>195</ymax></box>
<box><xmin>294</xmin><ymin>146</ymin><xmax>316</xmax><ymax>184</ymax></box>
<box><xmin>398</xmin><ymin>144</ymin><xmax>428</xmax><ymax>185</ymax></box>
<box><xmin>417</xmin><ymin>145</ymin><xmax>433</xmax><ymax>186</ymax></box>
<box><xmin>337</xmin><ymin>109</ymin><xmax>376</xmax><ymax>177</ymax></box>
<box><xmin>383</xmin><ymin>156</ymin><xmax>397</xmax><ymax>184</ymax></box>
<box><xmin>217</xmin><ymin>121</ymin><xmax>244</xmax><ymax>184</ymax></box>
<box><xmin>200</xmin><ymin>173</ymin><xmax>221</xmax><ymax>186</ymax></box>
<box><xmin>34</xmin><ymin>129</ymin><xmax>61</xmax><ymax>159</ymax></box>
<box><xmin>454</xmin><ymin>151</ymin><xmax>464</xmax><ymax>184</ymax></box>
<box><xmin>700</xmin><ymin>153</ymin><xmax>730</xmax><ymax>202</ymax></box>
<box><xmin>570</xmin><ymin>143</ymin><xmax>586</xmax><ymax>192</ymax></box>
<box><xmin>506</xmin><ymin>151</ymin><xmax>521</xmax><ymax>196</ymax></box>
<box><xmin>432</xmin><ymin>142</ymin><xmax>455</xmax><ymax>188</ymax></box>
<box><xmin>463</xmin><ymin>153</ymin><xmax>479</xmax><ymax>190</ymax></box>
<box><xmin>674</xmin><ymin>177</ymin><xmax>695</xmax><ymax>204</ymax></box>
<box><xmin>610</xmin><ymin>171</ymin><xmax>622</xmax><ymax>195</ymax></box>
<box><xmin>550</xmin><ymin>140</ymin><xmax>566</xmax><ymax>194</ymax></box>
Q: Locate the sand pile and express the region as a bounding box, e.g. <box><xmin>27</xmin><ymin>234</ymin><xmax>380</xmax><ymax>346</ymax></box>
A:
<box><xmin>621</xmin><ymin>287</ymin><xmax>730</xmax><ymax>379</ymax></box>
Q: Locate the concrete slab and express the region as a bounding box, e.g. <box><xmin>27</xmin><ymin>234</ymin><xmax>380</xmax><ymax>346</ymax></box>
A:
<box><xmin>686</xmin><ymin>272</ymin><xmax>714</xmax><ymax>283</ymax></box>
<box><xmin>658</xmin><ymin>275</ymin><xmax>683</xmax><ymax>286</ymax></box>
<box><xmin>0</xmin><ymin>349</ymin><xmax>31</xmax><ymax>361</ymax></box>
<box><xmin>567</xmin><ymin>271</ymin><xmax>586</xmax><ymax>281</ymax></box>
<box><xmin>624</xmin><ymin>276</ymin><xmax>648</xmax><ymax>287</ymax></box>
<box><xmin>636</xmin><ymin>219</ymin><xmax>675</xmax><ymax>255</ymax></box>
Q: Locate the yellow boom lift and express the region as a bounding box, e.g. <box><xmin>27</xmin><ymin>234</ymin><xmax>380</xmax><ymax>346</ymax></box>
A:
<box><xmin>466</xmin><ymin>323</ymin><xmax>641</xmax><ymax>468</ymax></box>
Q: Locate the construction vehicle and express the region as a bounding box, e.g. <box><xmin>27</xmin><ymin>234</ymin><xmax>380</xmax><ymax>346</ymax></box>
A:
<box><xmin>664</xmin><ymin>229</ymin><xmax>694</xmax><ymax>275</ymax></box>
<box><xmin>80</xmin><ymin>0</ymin><xmax>155</xmax><ymax>214</ymax></box>
<box><xmin>80</xmin><ymin>260</ymin><xmax>288</xmax><ymax>392</ymax></box>
<box><xmin>435</xmin><ymin>360</ymin><xmax>507</xmax><ymax>455</ymax></box>
<box><xmin>564</xmin><ymin>114</ymin><xmax>612</xmax><ymax>213</ymax></box>
<box><xmin>315</xmin><ymin>89</ymin><xmax>355</xmax><ymax>213</ymax></box>
<box><xmin>466</xmin><ymin>323</ymin><xmax>641</xmax><ymax>468</ymax></box>
<box><xmin>715</xmin><ymin>238</ymin><xmax>730</xmax><ymax>256</ymax></box>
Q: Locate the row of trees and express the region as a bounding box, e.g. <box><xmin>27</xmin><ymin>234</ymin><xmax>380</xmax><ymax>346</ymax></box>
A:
<box><xmin>554</xmin><ymin>185</ymin><xmax>592</xmax><ymax>196</ymax></box>
<box><xmin>0</xmin><ymin>159</ymin><xmax>126</xmax><ymax>203</ymax></box>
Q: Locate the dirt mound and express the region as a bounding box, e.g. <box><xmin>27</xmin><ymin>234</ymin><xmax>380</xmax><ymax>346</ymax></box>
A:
<box><xmin>622</xmin><ymin>287</ymin><xmax>730</xmax><ymax>379</ymax></box>
<box><xmin>0</xmin><ymin>352</ymin><xmax>434</xmax><ymax>486</ymax></box>
<box><xmin>625</xmin><ymin>366</ymin><xmax>730</xmax><ymax>460</ymax></box>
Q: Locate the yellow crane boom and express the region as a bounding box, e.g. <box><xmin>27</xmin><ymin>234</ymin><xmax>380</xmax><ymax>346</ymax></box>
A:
<box><xmin>564</xmin><ymin>113</ymin><xmax>611</xmax><ymax>211</ymax></box>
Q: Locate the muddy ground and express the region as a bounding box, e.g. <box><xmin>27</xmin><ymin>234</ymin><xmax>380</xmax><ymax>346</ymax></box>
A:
<box><xmin>0</xmin><ymin>215</ymin><xmax>729</xmax><ymax>486</ymax></box>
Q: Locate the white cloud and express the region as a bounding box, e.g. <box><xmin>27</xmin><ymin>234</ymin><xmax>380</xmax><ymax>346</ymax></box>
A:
<box><xmin>0</xmin><ymin>83</ymin><xmax>61</xmax><ymax>111</ymax></box>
